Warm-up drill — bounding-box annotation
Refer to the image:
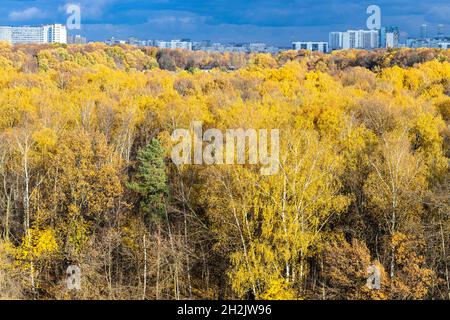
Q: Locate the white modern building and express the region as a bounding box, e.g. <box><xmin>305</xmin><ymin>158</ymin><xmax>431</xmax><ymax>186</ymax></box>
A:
<box><xmin>0</xmin><ymin>24</ymin><xmax>67</xmax><ymax>44</ymax></box>
<box><xmin>331</xmin><ymin>29</ymin><xmax>379</xmax><ymax>50</ymax></box>
<box><xmin>292</xmin><ymin>41</ymin><xmax>328</xmax><ymax>53</ymax></box>
<box><xmin>342</xmin><ymin>30</ymin><xmax>357</xmax><ymax>49</ymax></box>
<box><xmin>45</xmin><ymin>24</ymin><xmax>67</xmax><ymax>44</ymax></box>
<box><xmin>360</xmin><ymin>30</ymin><xmax>379</xmax><ymax>49</ymax></box>
<box><xmin>0</xmin><ymin>27</ymin><xmax>12</xmax><ymax>43</ymax></box>
<box><xmin>11</xmin><ymin>26</ymin><xmax>42</xmax><ymax>44</ymax></box>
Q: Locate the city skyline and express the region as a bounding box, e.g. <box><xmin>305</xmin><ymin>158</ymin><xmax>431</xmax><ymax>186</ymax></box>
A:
<box><xmin>0</xmin><ymin>0</ymin><xmax>448</xmax><ymax>46</ymax></box>
<box><xmin>2</xmin><ymin>24</ymin><xmax>449</xmax><ymax>52</ymax></box>
<box><xmin>1</xmin><ymin>21</ymin><xmax>449</xmax><ymax>52</ymax></box>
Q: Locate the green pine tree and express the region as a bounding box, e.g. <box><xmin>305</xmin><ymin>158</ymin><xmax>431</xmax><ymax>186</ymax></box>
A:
<box><xmin>128</xmin><ymin>138</ymin><xmax>168</xmax><ymax>221</ymax></box>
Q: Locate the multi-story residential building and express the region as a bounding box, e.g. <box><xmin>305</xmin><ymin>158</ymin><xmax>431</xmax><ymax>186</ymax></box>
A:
<box><xmin>386</xmin><ymin>32</ymin><xmax>395</xmax><ymax>48</ymax></box>
<box><xmin>0</xmin><ymin>27</ymin><xmax>12</xmax><ymax>43</ymax></box>
<box><xmin>329</xmin><ymin>32</ymin><xmax>344</xmax><ymax>51</ymax></box>
<box><xmin>406</xmin><ymin>38</ymin><xmax>426</xmax><ymax>48</ymax></box>
<box><xmin>170</xmin><ymin>40</ymin><xmax>192</xmax><ymax>50</ymax></box>
<box><xmin>152</xmin><ymin>39</ymin><xmax>192</xmax><ymax>50</ymax></box>
<box><xmin>420</xmin><ymin>24</ymin><xmax>429</xmax><ymax>39</ymax></box>
<box><xmin>191</xmin><ymin>41</ymin><xmax>279</xmax><ymax>53</ymax></box>
<box><xmin>68</xmin><ymin>34</ymin><xmax>87</xmax><ymax>44</ymax></box>
<box><xmin>359</xmin><ymin>30</ymin><xmax>379</xmax><ymax>49</ymax></box>
<box><xmin>207</xmin><ymin>43</ymin><xmax>245</xmax><ymax>53</ymax></box>
<box><xmin>379</xmin><ymin>26</ymin><xmax>400</xmax><ymax>48</ymax></box>
<box><xmin>292</xmin><ymin>41</ymin><xmax>328</xmax><ymax>53</ymax></box>
<box><xmin>386</xmin><ymin>32</ymin><xmax>396</xmax><ymax>48</ymax></box>
<box><xmin>332</xmin><ymin>29</ymin><xmax>380</xmax><ymax>50</ymax></box>
<box><xmin>105</xmin><ymin>37</ymin><xmax>127</xmax><ymax>45</ymax></box>
<box><xmin>11</xmin><ymin>26</ymin><xmax>43</xmax><ymax>44</ymax></box>
<box><xmin>348</xmin><ymin>30</ymin><xmax>377</xmax><ymax>49</ymax></box>
<box><xmin>248</xmin><ymin>43</ymin><xmax>266</xmax><ymax>52</ymax></box>
<box><xmin>437</xmin><ymin>24</ymin><xmax>445</xmax><ymax>38</ymax></box>
<box><xmin>379</xmin><ymin>27</ymin><xmax>387</xmax><ymax>48</ymax></box>
<box><xmin>0</xmin><ymin>24</ymin><xmax>67</xmax><ymax>44</ymax></box>
<box><xmin>192</xmin><ymin>40</ymin><xmax>211</xmax><ymax>50</ymax></box>
<box><xmin>155</xmin><ymin>40</ymin><xmax>171</xmax><ymax>49</ymax></box>
<box><xmin>342</xmin><ymin>30</ymin><xmax>358</xmax><ymax>49</ymax></box>
<box><xmin>386</xmin><ymin>27</ymin><xmax>399</xmax><ymax>48</ymax></box>
<box><xmin>45</xmin><ymin>24</ymin><xmax>67</xmax><ymax>44</ymax></box>
<box><xmin>127</xmin><ymin>37</ymin><xmax>141</xmax><ymax>46</ymax></box>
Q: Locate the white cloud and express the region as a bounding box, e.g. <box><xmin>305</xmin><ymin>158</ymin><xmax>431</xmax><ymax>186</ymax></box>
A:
<box><xmin>426</xmin><ymin>4</ymin><xmax>450</xmax><ymax>21</ymax></box>
<box><xmin>58</xmin><ymin>0</ymin><xmax>117</xmax><ymax>20</ymax></box>
<box><xmin>145</xmin><ymin>11</ymin><xmax>208</xmax><ymax>27</ymax></box>
<box><xmin>9</xmin><ymin>7</ymin><xmax>47</xmax><ymax>21</ymax></box>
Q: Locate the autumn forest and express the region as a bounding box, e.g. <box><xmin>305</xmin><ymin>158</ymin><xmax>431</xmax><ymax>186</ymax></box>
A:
<box><xmin>0</xmin><ymin>43</ymin><xmax>449</xmax><ymax>300</ymax></box>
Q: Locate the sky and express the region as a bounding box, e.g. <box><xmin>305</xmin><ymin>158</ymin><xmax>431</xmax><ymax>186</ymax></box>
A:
<box><xmin>0</xmin><ymin>0</ymin><xmax>449</xmax><ymax>46</ymax></box>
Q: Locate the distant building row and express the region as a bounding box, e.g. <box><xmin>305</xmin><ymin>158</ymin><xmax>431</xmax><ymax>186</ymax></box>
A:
<box><xmin>68</xmin><ymin>35</ymin><xmax>87</xmax><ymax>44</ymax></box>
<box><xmin>329</xmin><ymin>27</ymin><xmax>399</xmax><ymax>50</ymax></box>
<box><xmin>419</xmin><ymin>24</ymin><xmax>446</xmax><ymax>39</ymax></box>
<box><xmin>105</xmin><ymin>37</ymin><xmax>281</xmax><ymax>53</ymax></box>
<box><xmin>407</xmin><ymin>24</ymin><xmax>449</xmax><ymax>49</ymax></box>
<box><xmin>0</xmin><ymin>24</ymin><xmax>67</xmax><ymax>44</ymax></box>
<box><xmin>406</xmin><ymin>38</ymin><xmax>450</xmax><ymax>49</ymax></box>
<box><xmin>106</xmin><ymin>38</ymin><xmax>195</xmax><ymax>50</ymax></box>
<box><xmin>292</xmin><ymin>27</ymin><xmax>399</xmax><ymax>54</ymax></box>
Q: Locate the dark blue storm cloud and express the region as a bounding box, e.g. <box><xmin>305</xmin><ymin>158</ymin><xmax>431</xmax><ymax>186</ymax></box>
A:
<box><xmin>0</xmin><ymin>0</ymin><xmax>449</xmax><ymax>45</ymax></box>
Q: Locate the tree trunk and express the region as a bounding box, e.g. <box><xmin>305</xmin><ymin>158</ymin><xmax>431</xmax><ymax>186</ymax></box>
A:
<box><xmin>440</xmin><ymin>223</ymin><xmax>450</xmax><ymax>299</ymax></box>
<box><xmin>142</xmin><ymin>234</ymin><xmax>147</xmax><ymax>300</ymax></box>
<box><xmin>156</xmin><ymin>225</ymin><xmax>161</xmax><ymax>300</ymax></box>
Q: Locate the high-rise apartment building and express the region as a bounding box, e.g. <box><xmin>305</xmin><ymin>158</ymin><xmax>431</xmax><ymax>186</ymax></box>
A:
<box><xmin>342</xmin><ymin>30</ymin><xmax>358</xmax><ymax>49</ymax></box>
<box><xmin>68</xmin><ymin>34</ymin><xmax>87</xmax><ymax>44</ymax></box>
<box><xmin>420</xmin><ymin>24</ymin><xmax>429</xmax><ymax>39</ymax></box>
<box><xmin>379</xmin><ymin>27</ymin><xmax>387</xmax><ymax>48</ymax></box>
<box><xmin>340</xmin><ymin>30</ymin><xmax>378</xmax><ymax>49</ymax></box>
<box><xmin>0</xmin><ymin>24</ymin><xmax>67</xmax><ymax>45</ymax></box>
<box><xmin>11</xmin><ymin>26</ymin><xmax>43</xmax><ymax>44</ymax></box>
<box><xmin>437</xmin><ymin>24</ymin><xmax>445</xmax><ymax>38</ymax></box>
<box><xmin>331</xmin><ymin>29</ymin><xmax>386</xmax><ymax>50</ymax></box>
<box><xmin>46</xmin><ymin>24</ymin><xmax>67</xmax><ymax>44</ymax></box>
<box><xmin>385</xmin><ymin>26</ymin><xmax>399</xmax><ymax>48</ymax></box>
<box><xmin>360</xmin><ymin>30</ymin><xmax>379</xmax><ymax>49</ymax></box>
<box><xmin>0</xmin><ymin>27</ymin><xmax>12</xmax><ymax>43</ymax></box>
<box><xmin>329</xmin><ymin>32</ymin><xmax>344</xmax><ymax>50</ymax></box>
<box><xmin>386</xmin><ymin>33</ymin><xmax>395</xmax><ymax>48</ymax></box>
